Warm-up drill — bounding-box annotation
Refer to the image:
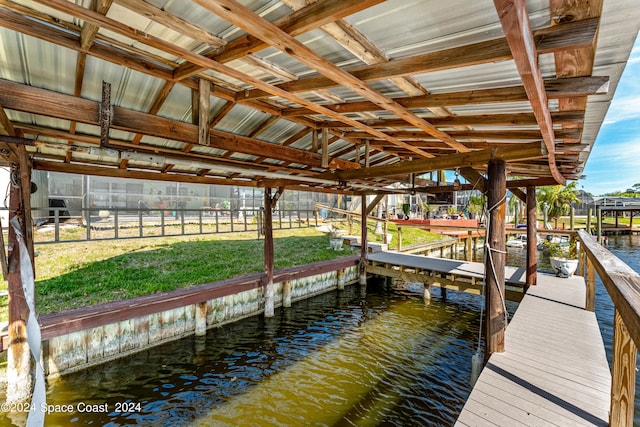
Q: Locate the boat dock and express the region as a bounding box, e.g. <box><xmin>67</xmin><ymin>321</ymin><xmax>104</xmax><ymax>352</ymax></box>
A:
<box><xmin>365</xmin><ymin>251</ymin><xmax>611</xmax><ymax>426</ymax></box>
<box><xmin>367</xmin><ymin>251</ymin><xmax>527</xmax><ymax>302</ymax></box>
<box><xmin>455</xmin><ymin>272</ymin><xmax>610</xmax><ymax>426</ymax></box>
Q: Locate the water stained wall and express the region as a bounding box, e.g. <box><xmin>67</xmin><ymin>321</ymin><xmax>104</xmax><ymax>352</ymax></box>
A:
<box><xmin>43</xmin><ymin>266</ymin><xmax>359</xmax><ymax>377</ymax></box>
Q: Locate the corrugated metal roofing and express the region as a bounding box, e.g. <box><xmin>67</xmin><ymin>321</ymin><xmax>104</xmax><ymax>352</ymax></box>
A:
<box><xmin>0</xmin><ymin>0</ymin><xmax>637</xmax><ymax>193</ymax></box>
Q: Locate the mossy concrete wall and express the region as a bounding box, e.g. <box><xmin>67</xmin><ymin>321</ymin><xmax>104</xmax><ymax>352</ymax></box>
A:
<box><xmin>43</xmin><ymin>265</ymin><xmax>359</xmax><ymax>378</ymax></box>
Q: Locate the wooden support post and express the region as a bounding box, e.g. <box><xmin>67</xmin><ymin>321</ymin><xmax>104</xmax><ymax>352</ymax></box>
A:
<box><xmin>526</xmin><ymin>185</ymin><xmax>537</xmax><ymax>287</ymax></box>
<box><xmin>485</xmin><ymin>159</ymin><xmax>507</xmax><ymax>361</ymax></box>
<box><xmin>578</xmin><ymin>240</ymin><xmax>585</xmax><ymax>277</ymax></box>
<box><xmin>610</xmin><ymin>309</ymin><xmax>637</xmax><ymax>426</ymax></box>
<box><xmin>99</xmin><ymin>81</ymin><xmax>111</xmax><ymax>147</ymax></box>
<box><xmin>321</xmin><ymin>128</ymin><xmax>328</xmax><ymax>169</ymax></box>
<box><xmin>587</xmin><ymin>208</ymin><xmax>592</xmax><ymax>234</ymax></box>
<box><xmin>337</xmin><ymin>269</ymin><xmax>345</xmax><ymax>291</ymax></box>
<box><xmin>311</xmin><ymin>129</ymin><xmax>319</xmax><ymax>153</ymax></box>
<box><xmin>360</xmin><ymin>194</ymin><xmax>367</xmax><ymax>285</ymax></box>
<box><xmin>195</xmin><ymin>301</ymin><xmax>207</xmax><ymax>336</ymax></box>
<box><xmin>263</xmin><ymin>188</ymin><xmax>275</xmax><ymax>317</ymax></box>
<box><xmin>615</xmin><ymin>210</ymin><xmax>619</xmax><ymax>229</ymax></box>
<box><xmin>6</xmin><ymin>155</ymin><xmax>33</xmax><ymax>402</ymax></box>
<box><xmin>198</xmin><ymin>78</ymin><xmax>211</xmax><ymax>146</ymax></box>
<box><xmin>585</xmin><ymin>256</ymin><xmax>596</xmax><ymax>312</ymax></box>
<box><xmin>364</xmin><ymin>139</ymin><xmax>370</xmax><ymax>168</ymax></box>
<box><xmin>570</xmin><ymin>206</ymin><xmax>575</xmax><ymax>230</ymax></box>
<box><xmin>283</xmin><ymin>280</ymin><xmax>292</xmax><ymax>307</ymax></box>
<box><xmin>597</xmin><ymin>206</ymin><xmax>602</xmax><ymax>243</ymax></box>
<box><xmin>397</xmin><ymin>227</ymin><xmax>402</xmax><ymax>252</ymax></box>
<box><xmin>383</xmin><ymin>218</ymin><xmax>389</xmax><ymax>245</ymax></box>
<box><xmin>424</xmin><ymin>283</ymin><xmax>431</xmax><ymax>303</ymax></box>
<box><xmin>466</xmin><ymin>230</ymin><xmax>473</xmax><ymax>262</ymax></box>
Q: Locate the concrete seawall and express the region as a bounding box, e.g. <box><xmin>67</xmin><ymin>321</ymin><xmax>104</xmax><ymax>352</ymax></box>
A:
<box><xmin>40</xmin><ymin>260</ymin><xmax>359</xmax><ymax>378</ymax></box>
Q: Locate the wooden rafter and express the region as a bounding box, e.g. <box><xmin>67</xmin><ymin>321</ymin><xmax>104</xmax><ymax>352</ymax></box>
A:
<box><xmin>322</xmin><ymin>142</ymin><xmax>544</xmax><ymax>182</ymax></box>
<box><xmin>33</xmin><ymin>0</ymin><xmax>435</xmax><ymax>160</ymax></box>
<box><xmin>282</xmin><ymin>76</ymin><xmax>609</xmax><ymax>116</ymax></box>
<box><xmin>195</xmin><ymin>0</ymin><xmax>469</xmax><ymax>155</ymax></box>
<box><xmin>0</xmin><ymin>79</ymin><xmax>358</xmax><ymax>171</ymax></box>
<box><xmin>173</xmin><ymin>0</ymin><xmax>386</xmax><ymax>80</ymax></box>
<box><xmin>113</xmin><ymin>0</ymin><xmax>226</xmax><ymax>48</ymax></box>
<box><xmin>242</xmin><ymin>17</ymin><xmax>599</xmax><ymax>99</ymax></box>
<box><xmin>494</xmin><ymin>0</ymin><xmax>565</xmax><ymax>184</ymax></box>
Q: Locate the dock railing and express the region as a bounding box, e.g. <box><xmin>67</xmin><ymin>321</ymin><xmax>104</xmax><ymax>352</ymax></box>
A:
<box><xmin>577</xmin><ymin>229</ymin><xmax>640</xmax><ymax>426</ymax></box>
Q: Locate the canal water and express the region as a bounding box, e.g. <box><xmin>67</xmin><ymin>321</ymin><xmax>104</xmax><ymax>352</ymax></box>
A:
<box><xmin>2</xmin><ymin>280</ymin><xmax>493</xmax><ymax>426</ymax></box>
<box><xmin>1</xmin><ymin>235</ymin><xmax>638</xmax><ymax>426</ymax></box>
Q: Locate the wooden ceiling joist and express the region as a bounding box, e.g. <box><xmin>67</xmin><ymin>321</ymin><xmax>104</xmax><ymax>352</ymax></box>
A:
<box><xmin>173</xmin><ymin>0</ymin><xmax>386</xmax><ymax>80</ymax></box>
<box><xmin>194</xmin><ymin>0</ymin><xmax>465</xmax><ymax>156</ymax></box>
<box><xmin>242</xmin><ymin>17</ymin><xmax>599</xmax><ymax>100</ymax></box>
<box><xmin>0</xmin><ymin>79</ymin><xmax>358</xmax><ymax>171</ymax></box>
<box><xmin>281</xmin><ymin>76</ymin><xmax>608</xmax><ymax>117</ymax></box>
<box><xmin>494</xmin><ymin>0</ymin><xmax>565</xmax><ymax>184</ymax></box>
<box><xmin>324</xmin><ymin>142</ymin><xmax>544</xmax><ymax>182</ymax></box>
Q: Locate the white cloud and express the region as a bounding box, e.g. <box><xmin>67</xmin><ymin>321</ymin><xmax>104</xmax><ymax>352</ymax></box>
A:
<box><xmin>602</xmin><ymin>36</ymin><xmax>640</xmax><ymax>125</ymax></box>
<box><xmin>603</xmin><ymin>95</ymin><xmax>640</xmax><ymax>125</ymax></box>
<box><xmin>583</xmin><ymin>138</ymin><xmax>640</xmax><ymax>194</ymax></box>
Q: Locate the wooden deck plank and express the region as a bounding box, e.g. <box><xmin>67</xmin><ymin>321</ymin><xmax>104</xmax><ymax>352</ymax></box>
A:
<box><xmin>455</xmin><ymin>272</ymin><xmax>611</xmax><ymax>427</ymax></box>
<box><xmin>367</xmin><ymin>252</ymin><xmax>527</xmax><ymax>285</ymax></box>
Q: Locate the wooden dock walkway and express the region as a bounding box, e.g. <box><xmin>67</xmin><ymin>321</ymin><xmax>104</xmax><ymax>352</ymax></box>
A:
<box><xmin>455</xmin><ymin>273</ymin><xmax>611</xmax><ymax>426</ymax></box>
<box><xmin>365</xmin><ymin>251</ymin><xmax>611</xmax><ymax>426</ymax></box>
<box><xmin>367</xmin><ymin>252</ymin><xmax>527</xmax><ymax>301</ymax></box>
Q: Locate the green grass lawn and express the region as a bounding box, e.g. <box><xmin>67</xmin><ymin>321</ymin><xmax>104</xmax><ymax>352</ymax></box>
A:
<box><xmin>0</xmin><ymin>220</ymin><xmax>442</xmax><ymax>319</ymax></box>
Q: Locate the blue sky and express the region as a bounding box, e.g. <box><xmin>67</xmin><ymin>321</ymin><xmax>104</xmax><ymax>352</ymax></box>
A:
<box><xmin>580</xmin><ymin>35</ymin><xmax>640</xmax><ymax>196</ymax></box>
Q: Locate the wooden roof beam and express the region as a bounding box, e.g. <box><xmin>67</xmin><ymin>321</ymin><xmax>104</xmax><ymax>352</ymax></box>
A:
<box><xmin>318</xmin><ymin>111</ymin><xmax>586</xmax><ymax>129</ymax></box>
<box><xmin>0</xmin><ymin>79</ymin><xmax>358</xmax><ymax>171</ymax></box>
<box><xmin>242</xmin><ymin>17</ymin><xmax>599</xmax><ymax>100</ymax></box>
<box><xmin>0</xmin><ymin>102</ymin><xmax>19</xmax><ymax>163</ymax></box>
<box><xmin>195</xmin><ymin>0</ymin><xmax>468</xmax><ymax>155</ymax></box>
<box><xmin>320</xmin><ymin>142</ymin><xmax>545</xmax><ymax>181</ymax></box>
<box><xmin>34</xmin><ymin>0</ymin><xmax>429</xmax><ymax>160</ymax></box>
<box><xmin>281</xmin><ymin>76</ymin><xmax>609</xmax><ymax>116</ymax></box>
<box><xmin>113</xmin><ymin>0</ymin><xmax>226</xmax><ymax>48</ymax></box>
<box><xmin>494</xmin><ymin>0</ymin><xmax>565</xmax><ymax>184</ymax></box>
<box><xmin>0</xmin><ymin>5</ymin><xmax>174</xmax><ymax>81</ymax></box>
<box><xmin>173</xmin><ymin>0</ymin><xmax>386</xmax><ymax>80</ymax></box>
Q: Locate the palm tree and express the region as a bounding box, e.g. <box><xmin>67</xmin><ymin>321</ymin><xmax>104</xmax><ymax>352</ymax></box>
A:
<box><xmin>537</xmin><ymin>182</ymin><xmax>580</xmax><ymax>228</ymax></box>
<box><xmin>467</xmin><ymin>194</ymin><xmax>486</xmax><ymax>221</ymax></box>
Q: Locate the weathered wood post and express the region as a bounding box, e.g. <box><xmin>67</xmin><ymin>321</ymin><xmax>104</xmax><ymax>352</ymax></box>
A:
<box><xmin>6</xmin><ymin>152</ymin><xmax>34</xmax><ymax>402</ymax></box>
<box><xmin>195</xmin><ymin>302</ymin><xmax>207</xmax><ymax>336</ymax></box>
<box><xmin>587</xmin><ymin>208</ymin><xmax>592</xmax><ymax>234</ymax></box>
<box><xmin>526</xmin><ymin>185</ymin><xmax>537</xmax><ymax>287</ymax></box>
<box><xmin>263</xmin><ymin>188</ymin><xmax>275</xmax><ymax>317</ymax></box>
<box><xmin>397</xmin><ymin>226</ymin><xmax>402</xmax><ymax>252</ymax></box>
<box><xmin>610</xmin><ymin>310</ymin><xmax>637</xmax><ymax>426</ymax></box>
<box><xmin>337</xmin><ymin>269</ymin><xmax>345</xmax><ymax>291</ymax></box>
<box><xmin>485</xmin><ymin>159</ymin><xmax>507</xmax><ymax>361</ymax></box>
<box><xmin>466</xmin><ymin>230</ymin><xmax>473</xmax><ymax>262</ymax></box>
<box><xmin>282</xmin><ymin>280</ymin><xmax>292</xmax><ymax>307</ymax></box>
<box><xmin>359</xmin><ymin>194</ymin><xmax>367</xmax><ymax>285</ymax></box>
<box><xmin>596</xmin><ymin>206</ymin><xmax>602</xmax><ymax>243</ymax></box>
<box><xmin>585</xmin><ymin>256</ymin><xmax>595</xmax><ymax>312</ymax></box>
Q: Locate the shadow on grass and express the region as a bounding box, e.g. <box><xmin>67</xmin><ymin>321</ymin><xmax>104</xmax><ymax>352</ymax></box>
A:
<box><xmin>35</xmin><ymin>235</ymin><xmax>349</xmax><ymax>314</ymax></box>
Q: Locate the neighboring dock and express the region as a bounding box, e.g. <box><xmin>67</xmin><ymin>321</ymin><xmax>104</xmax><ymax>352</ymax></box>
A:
<box><xmin>367</xmin><ymin>251</ymin><xmax>527</xmax><ymax>302</ymax></box>
<box><xmin>455</xmin><ymin>273</ymin><xmax>611</xmax><ymax>426</ymax></box>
